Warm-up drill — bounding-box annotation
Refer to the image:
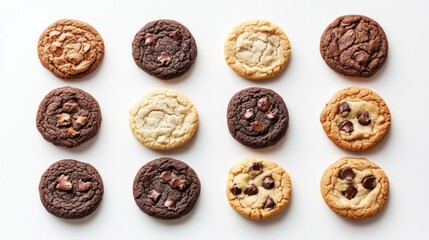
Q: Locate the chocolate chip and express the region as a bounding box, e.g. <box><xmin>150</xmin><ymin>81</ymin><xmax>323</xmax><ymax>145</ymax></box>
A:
<box><xmin>338</xmin><ymin>168</ymin><xmax>355</xmax><ymax>181</ymax></box>
<box><xmin>266</xmin><ymin>109</ymin><xmax>278</xmax><ymax>120</ymax></box>
<box><xmin>63</xmin><ymin>101</ymin><xmax>79</xmax><ymax>113</ymax></box>
<box><xmin>339</xmin><ymin>120</ymin><xmax>354</xmax><ymax>133</ymax></box>
<box><xmin>144</xmin><ymin>33</ymin><xmax>156</xmax><ymax>46</ymax></box>
<box><xmin>358</xmin><ymin>111</ymin><xmax>371</xmax><ymax>125</ymax></box>
<box><xmin>164</xmin><ymin>199</ymin><xmax>176</xmax><ymax>209</ymax></box>
<box><xmin>55</xmin><ymin>174</ymin><xmax>72</xmax><ymax>191</ymax></box>
<box><xmin>243</xmin><ymin>109</ymin><xmax>255</xmax><ymax>119</ymax></box>
<box><xmin>230</xmin><ymin>184</ymin><xmax>242</xmax><ymax>195</ymax></box>
<box><xmin>244</xmin><ymin>185</ymin><xmax>258</xmax><ymax>195</ymax></box>
<box><xmin>148</xmin><ymin>190</ymin><xmax>161</xmax><ymax>203</ymax></box>
<box><xmin>262</xmin><ymin>176</ymin><xmax>275</xmax><ymax>189</ymax></box>
<box><xmin>263</xmin><ymin>197</ymin><xmax>276</xmax><ymax>209</ymax></box>
<box><xmin>172</xmin><ymin>178</ymin><xmax>189</xmax><ymax>191</ymax></box>
<box><xmin>250</xmin><ymin>120</ymin><xmax>265</xmax><ymax>133</ymax></box>
<box><xmin>249</xmin><ymin>162</ymin><xmax>263</xmax><ymax>171</ymax></box>
<box><xmin>362</xmin><ymin>175</ymin><xmax>377</xmax><ymax>190</ymax></box>
<box><xmin>77</xmin><ymin>179</ymin><xmax>93</xmax><ymax>192</ymax></box>
<box><xmin>157</xmin><ymin>52</ymin><xmax>171</xmax><ymax>66</ymax></box>
<box><xmin>338</xmin><ymin>102</ymin><xmax>351</xmax><ymax>114</ymax></box>
<box><xmin>257</xmin><ymin>97</ymin><xmax>270</xmax><ymax>111</ymax></box>
<box><xmin>342</xmin><ymin>186</ymin><xmax>358</xmax><ymax>200</ymax></box>
<box><xmin>160</xmin><ymin>171</ymin><xmax>172</xmax><ymax>182</ymax></box>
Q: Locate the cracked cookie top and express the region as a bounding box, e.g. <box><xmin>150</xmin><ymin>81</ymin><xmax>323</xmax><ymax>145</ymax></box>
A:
<box><xmin>224</xmin><ymin>20</ymin><xmax>291</xmax><ymax>80</ymax></box>
<box><xmin>129</xmin><ymin>89</ymin><xmax>198</xmax><ymax>150</ymax></box>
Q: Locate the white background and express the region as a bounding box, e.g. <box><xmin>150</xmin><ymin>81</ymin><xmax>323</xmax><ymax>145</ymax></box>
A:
<box><xmin>0</xmin><ymin>0</ymin><xmax>428</xmax><ymax>239</ymax></box>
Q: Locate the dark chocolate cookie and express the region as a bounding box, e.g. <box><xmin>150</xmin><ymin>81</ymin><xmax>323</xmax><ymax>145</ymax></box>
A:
<box><xmin>132</xmin><ymin>19</ymin><xmax>197</xmax><ymax>80</ymax></box>
<box><xmin>36</xmin><ymin>86</ymin><xmax>102</xmax><ymax>148</ymax></box>
<box><xmin>39</xmin><ymin>159</ymin><xmax>104</xmax><ymax>219</ymax></box>
<box><xmin>133</xmin><ymin>157</ymin><xmax>201</xmax><ymax>220</ymax></box>
<box><xmin>320</xmin><ymin>15</ymin><xmax>388</xmax><ymax>78</ymax></box>
<box><xmin>227</xmin><ymin>87</ymin><xmax>289</xmax><ymax>148</ymax></box>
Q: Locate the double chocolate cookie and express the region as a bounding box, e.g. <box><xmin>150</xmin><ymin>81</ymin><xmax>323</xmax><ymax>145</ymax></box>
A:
<box><xmin>39</xmin><ymin>159</ymin><xmax>104</xmax><ymax>219</ymax></box>
<box><xmin>38</xmin><ymin>19</ymin><xmax>104</xmax><ymax>79</ymax></box>
<box><xmin>132</xmin><ymin>19</ymin><xmax>197</xmax><ymax>80</ymax></box>
<box><xmin>36</xmin><ymin>86</ymin><xmax>102</xmax><ymax>148</ymax></box>
<box><xmin>320</xmin><ymin>15</ymin><xmax>388</xmax><ymax>78</ymax></box>
<box><xmin>227</xmin><ymin>87</ymin><xmax>289</xmax><ymax>148</ymax></box>
<box><xmin>320</xmin><ymin>157</ymin><xmax>389</xmax><ymax>220</ymax></box>
<box><xmin>133</xmin><ymin>157</ymin><xmax>201</xmax><ymax>220</ymax></box>
<box><xmin>320</xmin><ymin>87</ymin><xmax>391</xmax><ymax>151</ymax></box>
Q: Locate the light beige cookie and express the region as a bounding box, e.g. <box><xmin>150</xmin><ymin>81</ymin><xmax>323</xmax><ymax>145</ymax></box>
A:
<box><xmin>38</xmin><ymin>19</ymin><xmax>104</xmax><ymax>79</ymax></box>
<box><xmin>226</xmin><ymin>157</ymin><xmax>292</xmax><ymax>220</ymax></box>
<box><xmin>320</xmin><ymin>87</ymin><xmax>391</xmax><ymax>151</ymax></box>
<box><xmin>320</xmin><ymin>157</ymin><xmax>389</xmax><ymax>220</ymax></box>
<box><xmin>224</xmin><ymin>20</ymin><xmax>291</xmax><ymax>80</ymax></box>
<box><xmin>129</xmin><ymin>89</ymin><xmax>198</xmax><ymax>150</ymax></box>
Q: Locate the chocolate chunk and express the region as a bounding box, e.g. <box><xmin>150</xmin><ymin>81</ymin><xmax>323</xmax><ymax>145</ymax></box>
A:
<box><xmin>230</xmin><ymin>184</ymin><xmax>242</xmax><ymax>195</ymax></box>
<box><xmin>362</xmin><ymin>175</ymin><xmax>377</xmax><ymax>190</ymax></box>
<box><xmin>148</xmin><ymin>189</ymin><xmax>161</xmax><ymax>203</ymax></box>
<box><xmin>257</xmin><ymin>97</ymin><xmax>270</xmax><ymax>111</ymax></box>
<box><xmin>249</xmin><ymin>162</ymin><xmax>263</xmax><ymax>171</ymax></box>
<box><xmin>144</xmin><ymin>33</ymin><xmax>156</xmax><ymax>46</ymax></box>
<box><xmin>75</xmin><ymin>116</ymin><xmax>88</xmax><ymax>127</ymax></box>
<box><xmin>339</xmin><ymin>120</ymin><xmax>354</xmax><ymax>133</ymax></box>
<box><xmin>142</xmin><ymin>173</ymin><xmax>151</xmax><ymax>183</ymax></box>
<box><xmin>244</xmin><ymin>109</ymin><xmax>255</xmax><ymax>119</ymax></box>
<box><xmin>338</xmin><ymin>168</ymin><xmax>355</xmax><ymax>181</ymax></box>
<box><xmin>77</xmin><ymin>179</ymin><xmax>93</xmax><ymax>192</ymax></box>
<box><xmin>263</xmin><ymin>197</ymin><xmax>276</xmax><ymax>209</ymax></box>
<box><xmin>250</xmin><ymin>120</ymin><xmax>265</xmax><ymax>133</ymax></box>
<box><xmin>164</xmin><ymin>199</ymin><xmax>176</xmax><ymax>209</ymax></box>
<box><xmin>266</xmin><ymin>109</ymin><xmax>278</xmax><ymax>120</ymax></box>
<box><xmin>342</xmin><ymin>186</ymin><xmax>358</xmax><ymax>200</ymax></box>
<box><xmin>55</xmin><ymin>174</ymin><xmax>72</xmax><ymax>191</ymax></box>
<box><xmin>157</xmin><ymin>52</ymin><xmax>171</xmax><ymax>66</ymax></box>
<box><xmin>170</xmin><ymin>31</ymin><xmax>182</xmax><ymax>42</ymax></box>
<box><xmin>262</xmin><ymin>176</ymin><xmax>275</xmax><ymax>189</ymax></box>
<box><xmin>66</xmin><ymin>128</ymin><xmax>80</xmax><ymax>138</ymax></box>
<box><xmin>63</xmin><ymin>101</ymin><xmax>79</xmax><ymax>113</ymax></box>
<box><xmin>358</xmin><ymin>111</ymin><xmax>371</xmax><ymax>125</ymax></box>
<box><xmin>172</xmin><ymin>178</ymin><xmax>189</xmax><ymax>191</ymax></box>
<box><xmin>338</xmin><ymin>102</ymin><xmax>351</xmax><ymax>114</ymax></box>
<box><xmin>57</xmin><ymin>113</ymin><xmax>71</xmax><ymax>127</ymax></box>
<box><xmin>160</xmin><ymin>171</ymin><xmax>172</xmax><ymax>182</ymax></box>
<box><xmin>244</xmin><ymin>185</ymin><xmax>258</xmax><ymax>195</ymax></box>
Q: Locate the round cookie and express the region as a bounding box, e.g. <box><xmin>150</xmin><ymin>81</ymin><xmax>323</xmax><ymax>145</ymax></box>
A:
<box><xmin>320</xmin><ymin>157</ymin><xmax>389</xmax><ymax>220</ymax></box>
<box><xmin>133</xmin><ymin>157</ymin><xmax>201</xmax><ymax>220</ymax></box>
<box><xmin>39</xmin><ymin>159</ymin><xmax>104</xmax><ymax>219</ymax></box>
<box><xmin>226</xmin><ymin>157</ymin><xmax>292</xmax><ymax>220</ymax></box>
<box><xmin>38</xmin><ymin>19</ymin><xmax>104</xmax><ymax>79</ymax></box>
<box><xmin>224</xmin><ymin>19</ymin><xmax>291</xmax><ymax>80</ymax></box>
<box><xmin>320</xmin><ymin>87</ymin><xmax>391</xmax><ymax>151</ymax></box>
<box><xmin>36</xmin><ymin>86</ymin><xmax>102</xmax><ymax>148</ymax></box>
<box><xmin>132</xmin><ymin>19</ymin><xmax>197</xmax><ymax>80</ymax></box>
<box><xmin>129</xmin><ymin>89</ymin><xmax>198</xmax><ymax>150</ymax></box>
<box><xmin>227</xmin><ymin>87</ymin><xmax>289</xmax><ymax>148</ymax></box>
<box><xmin>320</xmin><ymin>15</ymin><xmax>388</xmax><ymax>78</ymax></box>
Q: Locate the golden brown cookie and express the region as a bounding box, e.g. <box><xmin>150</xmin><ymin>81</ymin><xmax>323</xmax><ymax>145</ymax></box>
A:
<box><xmin>224</xmin><ymin>20</ymin><xmax>291</xmax><ymax>80</ymax></box>
<box><xmin>320</xmin><ymin>87</ymin><xmax>391</xmax><ymax>151</ymax></box>
<box><xmin>226</xmin><ymin>157</ymin><xmax>292</xmax><ymax>220</ymax></box>
<box><xmin>320</xmin><ymin>157</ymin><xmax>389</xmax><ymax>220</ymax></box>
<box><xmin>38</xmin><ymin>19</ymin><xmax>104</xmax><ymax>79</ymax></box>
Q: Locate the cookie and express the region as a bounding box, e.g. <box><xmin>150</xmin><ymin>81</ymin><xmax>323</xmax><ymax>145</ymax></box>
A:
<box><xmin>39</xmin><ymin>159</ymin><xmax>104</xmax><ymax>219</ymax></box>
<box><xmin>320</xmin><ymin>157</ymin><xmax>389</xmax><ymax>220</ymax></box>
<box><xmin>132</xmin><ymin>19</ymin><xmax>197</xmax><ymax>80</ymax></box>
<box><xmin>227</xmin><ymin>87</ymin><xmax>289</xmax><ymax>148</ymax></box>
<box><xmin>36</xmin><ymin>86</ymin><xmax>102</xmax><ymax>148</ymax></box>
<box><xmin>133</xmin><ymin>157</ymin><xmax>201</xmax><ymax>220</ymax></box>
<box><xmin>129</xmin><ymin>89</ymin><xmax>198</xmax><ymax>150</ymax></box>
<box><xmin>38</xmin><ymin>19</ymin><xmax>104</xmax><ymax>79</ymax></box>
<box><xmin>226</xmin><ymin>157</ymin><xmax>292</xmax><ymax>220</ymax></box>
<box><xmin>320</xmin><ymin>15</ymin><xmax>388</xmax><ymax>78</ymax></box>
<box><xmin>320</xmin><ymin>87</ymin><xmax>391</xmax><ymax>151</ymax></box>
<box><xmin>224</xmin><ymin>20</ymin><xmax>291</xmax><ymax>80</ymax></box>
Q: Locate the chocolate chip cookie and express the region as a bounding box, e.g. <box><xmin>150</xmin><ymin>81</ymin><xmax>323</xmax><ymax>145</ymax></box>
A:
<box><xmin>320</xmin><ymin>15</ymin><xmax>388</xmax><ymax>78</ymax></box>
<box><xmin>226</xmin><ymin>157</ymin><xmax>292</xmax><ymax>220</ymax></box>
<box><xmin>133</xmin><ymin>157</ymin><xmax>201</xmax><ymax>220</ymax></box>
<box><xmin>132</xmin><ymin>19</ymin><xmax>197</xmax><ymax>80</ymax></box>
<box><xmin>38</xmin><ymin>19</ymin><xmax>104</xmax><ymax>79</ymax></box>
<box><xmin>227</xmin><ymin>87</ymin><xmax>289</xmax><ymax>148</ymax></box>
<box><xmin>320</xmin><ymin>87</ymin><xmax>391</xmax><ymax>151</ymax></box>
<box><xmin>39</xmin><ymin>159</ymin><xmax>104</xmax><ymax>219</ymax></box>
<box><xmin>224</xmin><ymin>20</ymin><xmax>291</xmax><ymax>80</ymax></box>
<box><xmin>36</xmin><ymin>86</ymin><xmax>102</xmax><ymax>148</ymax></box>
<box><xmin>320</xmin><ymin>157</ymin><xmax>389</xmax><ymax>220</ymax></box>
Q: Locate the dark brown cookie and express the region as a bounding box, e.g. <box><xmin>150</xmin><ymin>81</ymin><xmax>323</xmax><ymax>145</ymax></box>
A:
<box><xmin>39</xmin><ymin>159</ymin><xmax>104</xmax><ymax>219</ymax></box>
<box><xmin>227</xmin><ymin>87</ymin><xmax>289</xmax><ymax>148</ymax></box>
<box><xmin>133</xmin><ymin>157</ymin><xmax>201</xmax><ymax>220</ymax></box>
<box><xmin>36</xmin><ymin>86</ymin><xmax>102</xmax><ymax>148</ymax></box>
<box><xmin>320</xmin><ymin>15</ymin><xmax>388</xmax><ymax>78</ymax></box>
<box><xmin>132</xmin><ymin>19</ymin><xmax>197</xmax><ymax>80</ymax></box>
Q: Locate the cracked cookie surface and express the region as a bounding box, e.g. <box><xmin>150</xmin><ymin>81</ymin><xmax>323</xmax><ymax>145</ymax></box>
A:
<box><xmin>227</xmin><ymin>87</ymin><xmax>288</xmax><ymax>148</ymax></box>
<box><xmin>132</xmin><ymin>19</ymin><xmax>197</xmax><ymax>80</ymax></box>
<box><xmin>133</xmin><ymin>157</ymin><xmax>201</xmax><ymax>220</ymax></box>
<box><xmin>36</xmin><ymin>86</ymin><xmax>102</xmax><ymax>148</ymax></box>
<box><xmin>226</xmin><ymin>157</ymin><xmax>292</xmax><ymax>220</ymax></box>
<box><xmin>39</xmin><ymin>159</ymin><xmax>104</xmax><ymax>219</ymax></box>
<box><xmin>320</xmin><ymin>15</ymin><xmax>388</xmax><ymax>78</ymax></box>
<box><xmin>320</xmin><ymin>87</ymin><xmax>391</xmax><ymax>151</ymax></box>
<box><xmin>129</xmin><ymin>89</ymin><xmax>198</xmax><ymax>150</ymax></box>
<box><xmin>320</xmin><ymin>157</ymin><xmax>389</xmax><ymax>220</ymax></box>
<box><xmin>38</xmin><ymin>19</ymin><xmax>104</xmax><ymax>79</ymax></box>
<box><xmin>224</xmin><ymin>20</ymin><xmax>291</xmax><ymax>80</ymax></box>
